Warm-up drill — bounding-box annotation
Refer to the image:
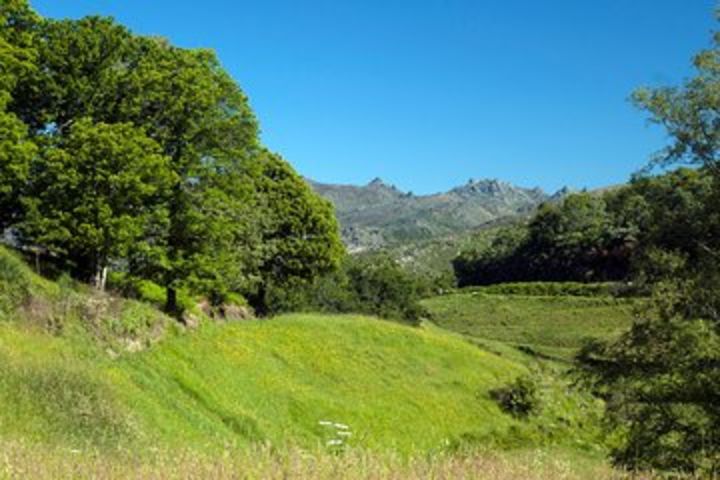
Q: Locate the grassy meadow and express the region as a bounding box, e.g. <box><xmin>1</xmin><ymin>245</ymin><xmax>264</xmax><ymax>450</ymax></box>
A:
<box><xmin>0</xmin><ymin>247</ymin><xmax>634</xmax><ymax>477</ymax></box>
<box><xmin>422</xmin><ymin>286</ymin><xmax>636</xmax><ymax>361</ymax></box>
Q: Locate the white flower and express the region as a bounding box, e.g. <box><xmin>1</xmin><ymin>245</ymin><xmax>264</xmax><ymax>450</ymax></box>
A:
<box><xmin>318</xmin><ymin>420</ymin><xmax>333</xmax><ymax>426</ymax></box>
<box><xmin>326</xmin><ymin>439</ymin><xmax>343</xmax><ymax>446</ymax></box>
<box><xmin>333</xmin><ymin>422</ymin><xmax>349</xmax><ymax>430</ymax></box>
<box><xmin>337</xmin><ymin>431</ymin><xmax>352</xmax><ymax>437</ymax></box>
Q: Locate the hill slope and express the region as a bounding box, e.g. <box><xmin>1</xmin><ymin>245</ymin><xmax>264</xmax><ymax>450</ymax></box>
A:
<box><xmin>0</xmin><ymin>247</ymin><xmax>537</xmax><ymax>454</ymax></box>
<box><xmin>307</xmin><ymin>177</ymin><xmax>549</xmax><ymax>251</ymax></box>
<box><xmin>0</xmin><ymin>246</ymin><xmax>617</xmax><ymax>479</ymax></box>
<box><xmin>422</xmin><ymin>285</ymin><xmax>635</xmax><ymax>361</ymax></box>
<box><xmin>0</xmin><ymin>314</ymin><xmax>532</xmax><ymax>453</ymax></box>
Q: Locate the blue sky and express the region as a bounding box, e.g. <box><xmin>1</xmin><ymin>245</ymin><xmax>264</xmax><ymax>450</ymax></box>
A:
<box><xmin>32</xmin><ymin>0</ymin><xmax>716</xmax><ymax>194</ymax></box>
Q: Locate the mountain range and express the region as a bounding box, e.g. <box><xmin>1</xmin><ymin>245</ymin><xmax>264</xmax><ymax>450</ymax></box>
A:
<box><xmin>308</xmin><ymin>177</ymin><xmax>566</xmax><ymax>252</ymax></box>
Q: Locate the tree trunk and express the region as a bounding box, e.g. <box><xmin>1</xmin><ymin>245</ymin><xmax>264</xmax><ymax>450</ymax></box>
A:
<box><xmin>166</xmin><ymin>287</ymin><xmax>178</xmax><ymax>316</ymax></box>
<box><xmin>94</xmin><ymin>265</ymin><xmax>108</xmax><ymax>291</ymax></box>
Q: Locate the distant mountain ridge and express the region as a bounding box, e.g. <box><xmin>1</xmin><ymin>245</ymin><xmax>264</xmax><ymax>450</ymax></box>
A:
<box><xmin>307</xmin><ymin>177</ymin><xmax>560</xmax><ymax>251</ymax></box>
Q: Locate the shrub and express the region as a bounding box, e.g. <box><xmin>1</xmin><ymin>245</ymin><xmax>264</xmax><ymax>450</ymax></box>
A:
<box><xmin>475</xmin><ymin>282</ymin><xmax>616</xmax><ymax>297</ymax></box>
<box><xmin>490</xmin><ymin>375</ymin><xmax>541</xmax><ymax>418</ymax></box>
<box><xmin>0</xmin><ymin>247</ymin><xmax>32</xmax><ymax>316</ymax></box>
<box><xmin>266</xmin><ymin>254</ymin><xmax>428</xmax><ymax>325</ymax></box>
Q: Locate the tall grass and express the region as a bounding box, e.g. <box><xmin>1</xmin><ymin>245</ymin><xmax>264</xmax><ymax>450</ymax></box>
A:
<box><xmin>0</xmin><ymin>441</ymin><xmax>640</xmax><ymax>480</ymax></box>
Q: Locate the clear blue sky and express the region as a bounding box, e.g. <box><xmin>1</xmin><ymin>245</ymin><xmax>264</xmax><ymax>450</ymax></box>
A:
<box><xmin>32</xmin><ymin>0</ymin><xmax>716</xmax><ymax>194</ymax></box>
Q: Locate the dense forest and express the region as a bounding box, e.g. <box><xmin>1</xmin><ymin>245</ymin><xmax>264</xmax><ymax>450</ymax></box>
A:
<box><xmin>453</xmin><ymin>167</ymin><xmax>715</xmax><ymax>290</ymax></box>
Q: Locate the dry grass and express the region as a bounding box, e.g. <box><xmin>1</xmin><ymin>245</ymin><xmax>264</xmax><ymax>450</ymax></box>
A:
<box><xmin>0</xmin><ymin>440</ymin><xmax>646</xmax><ymax>480</ymax></box>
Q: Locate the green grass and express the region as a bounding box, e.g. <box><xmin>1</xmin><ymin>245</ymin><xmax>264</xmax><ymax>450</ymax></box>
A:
<box><xmin>0</xmin><ymin>313</ymin><xmax>555</xmax><ymax>453</ymax></box>
<box><xmin>422</xmin><ymin>289</ymin><xmax>636</xmax><ymax>361</ymax></box>
<box><xmin>0</xmin><ymin>246</ymin><xmax>611</xmax><ymax>477</ymax></box>
<box><xmin>118</xmin><ymin>314</ymin><xmax>534</xmax><ymax>452</ymax></box>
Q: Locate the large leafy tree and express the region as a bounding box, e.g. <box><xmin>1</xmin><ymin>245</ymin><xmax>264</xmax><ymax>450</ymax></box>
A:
<box><xmin>17</xmin><ymin>118</ymin><xmax>174</xmax><ymax>288</ymax></box>
<box><xmin>10</xmin><ymin>15</ymin><xmax>262</xmax><ymax>310</ymax></box>
<box><xmin>4</xmin><ymin>9</ymin><xmax>344</xmax><ymax>314</ymax></box>
<box><xmin>0</xmin><ymin>0</ymin><xmax>37</xmax><ymax>230</ymax></box>
<box><xmin>247</xmin><ymin>151</ymin><xmax>344</xmax><ymax>314</ymax></box>
<box><xmin>10</xmin><ymin>16</ymin><xmax>133</xmax><ymax>132</ymax></box>
<box><xmin>577</xmin><ymin>26</ymin><xmax>720</xmax><ymax>474</ymax></box>
<box><xmin>115</xmin><ymin>41</ymin><xmax>260</xmax><ymax>312</ymax></box>
<box><xmin>527</xmin><ymin>193</ymin><xmax>621</xmax><ymax>280</ymax></box>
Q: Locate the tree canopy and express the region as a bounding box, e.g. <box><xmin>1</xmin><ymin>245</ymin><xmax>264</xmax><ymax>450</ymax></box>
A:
<box><xmin>0</xmin><ymin>0</ymin><xmax>344</xmax><ymax>316</ymax></box>
<box><xmin>576</xmin><ymin>26</ymin><xmax>720</xmax><ymax>475</ymax></box>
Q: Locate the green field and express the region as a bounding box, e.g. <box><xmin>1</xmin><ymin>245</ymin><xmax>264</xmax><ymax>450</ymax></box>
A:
<box><xmin>0</xmin><ymin>247</ymin><xmax>624</xmax><ymax>477</ymax></box>
<box><xmin>422</xmin><ymin>289</ymin><xmax>636</xmax><ymax>361</ymax></box>
<box><xmin>0</xmin><ymin>314</ymin><xmax>524</xmax><ymax>452</ymax></box>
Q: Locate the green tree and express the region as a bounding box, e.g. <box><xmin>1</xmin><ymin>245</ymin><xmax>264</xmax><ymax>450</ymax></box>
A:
<box><xmin>116</xmin><ymin>39</ymin><xmax>260</xmax><ymax>313</ymax></box>
<box><xmin>4</xmin><ymin>10</ymin><xmax>345</xmax><ymax>317</ymax></box>
<box><xmin>577</xmin><ymin>25</ymin><xmax>720</xmax><ymax>474</ymax></box>
<box><xmin>11</xmin><ymin>16</ymin><xmax>262</xmax><ymax>311</ymax></box>
<box><xmin>248</xmin><ymin>151</ymin><xmax>344</xmax><ymax>314</ymax></box>
<box><xmin>18</xmin><ymin>118</ymin><xmax>174</xmax><ymax>289</ymax></box>
<box><xmin>344</xmin><ymin>254</ymin><xmax>426</xmax><ymax>325</ymax></box>
<box><xmin>0</xmin><ymin>0</ymin><xmax>37</xmax><ymax>230</ymax></box>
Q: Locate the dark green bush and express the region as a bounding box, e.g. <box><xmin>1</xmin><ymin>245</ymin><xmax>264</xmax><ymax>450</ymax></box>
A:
<box><xmin>454</xmin><ymin>169</ymin><xmax>713</xmax><ymax>289</ymax></box>
<box><xmin>490</xmin><ymin>375</ymin><xmax>541</xmax><ymax>418</ymax></box>
<box><xmin>265</xmin><ymin>254</ymin><xmax>428</xmax><ymax>325</ymax></box>
<box><xmin>474</xmin><ymin>282</ymin><xmax>617</xmax><ymax>297</ymax></box>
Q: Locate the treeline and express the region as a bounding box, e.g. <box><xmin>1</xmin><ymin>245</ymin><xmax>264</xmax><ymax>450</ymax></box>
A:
<box><xmin>0</xmin><ymin>1</ymin><xmax>344</xmax><ymax>316</ymax></box>
<box><xmin>456</xmin><ymin>24</ymin><xmax>720</xmax><ymax>472</ymax></box>
<box><xmin>261</xmin><ymin>254</ymin><xmax>429</xmax><ymax>325</ymax></box>
<box><xmin>453</xmin><ymin>167</ymin><xmax>714</xmax><ymax>289</ymax></box>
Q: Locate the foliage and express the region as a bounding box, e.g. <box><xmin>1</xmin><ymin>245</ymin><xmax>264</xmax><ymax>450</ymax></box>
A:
<box><xmin>454</xmin><ymin>168</ymin><xmax>714</xmax><ymax>289</ymax></box>
<box><xmin>247</xmin><ymin>151</ymin><xmax>344</xmax><ymax>314</ymax></box>
<box><xmin>490</xmin><ymin>375</ymin><xmax>541</xmax><ymax>418</ymax></box>
<box><xmin>17</xmin><ymin>119</ymin><xmax>174</xmax><ymax>285</ymax></box>
<box><xmin>267</xmin><ymin>254</ymin><xmax>429</xmax><ymax>325</ymax></box>
<box><xmin>576</xmin><ymin>276</ymin><xmax>720</xmax><ymax>474</ymax></box>
<box><xmin>575</xmin><ymin>25</ymin><xmax>720</xmax><ymax>475</ymax></box>
<box><xmin>0</xmin><ymin>1</ymin><xmax>342</xmax><ymax>315</ymax></box>
<box><xmin>0</xmin><ymin>0</ymin><xmax>37</xmax><ymax>231</ymax></box>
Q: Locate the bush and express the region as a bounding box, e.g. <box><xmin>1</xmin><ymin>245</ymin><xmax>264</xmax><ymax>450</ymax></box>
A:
<box><xmin>107</xmin><ymin>273</ymin><xmax>195</xmax><ymax>312</ymax></box>
<box><xmin>473</xmin><ymin>282</ymin><xmax>617</xmax><ymax>297</ymax></box>
<box><xmin>490</xmin><ymin>375</ymin><xmax>541</xmax><ymax>418</ymax></box>
<box><xmin>266</xmin><ymin>254</ymin><xmax>428</xmax><ymax>325</ymax></box>
<box><xmin>0</xmin><ymin>247</ymin><xmax>32</xmax><ymax>316</ymax></box>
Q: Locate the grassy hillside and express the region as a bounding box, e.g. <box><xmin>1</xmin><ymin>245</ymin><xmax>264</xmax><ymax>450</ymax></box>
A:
<box><xmin>0</xmin><ymin>246</ymin><xmax>605</xmax><ymax>456</ymax></box>
<box><xmin>0</xmin><ymin>314</ymin><xmax>529</xmax><ymax>452</ymax></box>
<box><xmin>422</xmin><ymin>287</ymin><xmax>636</xmax><ymax>361</ymax></box>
